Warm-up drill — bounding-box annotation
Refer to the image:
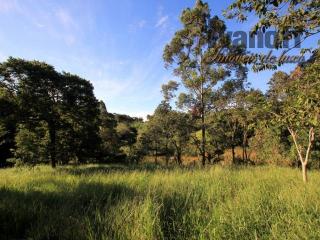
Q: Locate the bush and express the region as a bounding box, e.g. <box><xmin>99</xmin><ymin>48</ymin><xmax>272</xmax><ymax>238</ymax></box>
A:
<box><xmin>249</xmin><ymin>125</ymin><xmax>291</xmax><ymax>166</ymax></box>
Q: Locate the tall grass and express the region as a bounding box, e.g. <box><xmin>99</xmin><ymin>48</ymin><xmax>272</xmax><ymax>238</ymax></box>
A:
<box><xmin>0</xmin><ymin>165</ymin><xmax>320</xmax><ymax>239</ymax></box>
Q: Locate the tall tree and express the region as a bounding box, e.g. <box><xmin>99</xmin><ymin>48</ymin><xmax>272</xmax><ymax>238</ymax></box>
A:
<box><xmin>0</xmin><ymin>58</ymin><xmax>62</xmax><ymax>168</ymax></box>
<box><xmin>163</xmin><ymin>0</ymin><xmax>246</xmax><ymax>165</ymax></box>
<box><xmin>61</xmin><ymin>72</ymin><xmax>100</xmax><ymax>163</ymax></box>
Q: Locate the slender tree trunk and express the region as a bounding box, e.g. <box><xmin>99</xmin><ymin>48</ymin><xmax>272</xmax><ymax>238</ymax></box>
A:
<box><xmin>173</xmin><ymin>142</ymin><xmax>182</xmax><ymax>166</ymax></box>
<box><xmin>49</xmin><ymin>122</ymin><xmax>56</xmax><ymax>168</ymax></box>
<box><xmin>201</xmin><ymin>110</ymin><xmax>206</xmax><ymax>166</ymax></box>
<box><xmin>245</xmin><ymin>147</ymin><xmax>248</xmax><ymax>162</ymax></box>
<box><xmin>155</xmin><ymin>143</ymin><xmax>158</xmax><ymax>164</ymax></box>
<box><xmin>200</xmin><ymin>76</ymin><xmax>206</xmax><ymax>166</ymax></box>
<box><xmin>231</xmin><ymin>128</ymin><xmax>236</xmax><ymax>164</ymax></box>
<box><xmin>177</xmin><ymin>150</ymin><xmax>182</xmax><ymax>165</ymax></box>
<box><xmin>165</xmin><ymin>141</ymin><xmax>169</xmax><ymax>166</ymax></box>
<box><xmin>165</xmin><ymin>157</ymin><xmax>169</xmax><ymax>166</ymax></box>
<box><xmin>242</xmin><ymin>147</ymin><xmax>245</xmax><ymax>163</ymax></box>
<box><xmin>242</xmin><ymin>130</ymin><xmax>248</xmax><ymax>162</ymax></box>
<box><xmin>231</xmin><ymin>145</ymin><xmax>235</xmax><ymax>164</ymax></box>
<box><xmin>302</xmin><ymin>162</ymin><xmax>308</xmax><ymax>183</ymax></box>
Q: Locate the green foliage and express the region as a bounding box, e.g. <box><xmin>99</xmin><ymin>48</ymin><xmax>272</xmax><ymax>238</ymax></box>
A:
<box><xmin>98</xmin><ymin>101</ymin><xmax>120</xmax><ymax>159</ymax></box>
<box><xmin>144</xmin><ymin>102</ymin><xmax>191</xmax><ymax>165</ymax></box>
<box><xmin>0</xmin><ymin>58</ymin><xmax>101</xmax><ymax>167</ymax></box>
<box><xmin>0</xmin><ymin>86</ymin><xmax>18</xmax><ymax>165</ymax></box>
<box><xmin>249</xmin><ymin>124</ymin><xmax>291</xmax><ymax>166</ymax></box>
<box><xmin>14</xmin><ymin>124</ymin><xmax>49</xmax><ymax>165</ymax></box>
<box><xmin>1</xmin><ymin>165</ymin><xmax>320</xmax><ymax>239</ymax></box>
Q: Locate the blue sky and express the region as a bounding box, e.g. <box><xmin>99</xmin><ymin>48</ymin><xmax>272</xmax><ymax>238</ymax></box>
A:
<box><xmin>0</xmin><ymin>0</ymin><xmax>317</xmax><ymax>118</ymax></box>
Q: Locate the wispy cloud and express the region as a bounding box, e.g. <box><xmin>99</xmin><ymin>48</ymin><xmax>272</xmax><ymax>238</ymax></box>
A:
<box><xmin>155</xmin><ymin>15</ymin><xmax>168</xmax><ymax>28</ymax></box>
<box><xmin>0</xmin><ymin>1</ymin><xmax>81</xmax><ymax>46</ymax></box>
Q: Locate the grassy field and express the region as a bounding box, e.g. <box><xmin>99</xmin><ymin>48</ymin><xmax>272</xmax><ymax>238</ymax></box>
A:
<box><xmin>1</xmin><ymin>165</ymin><xmax>320</xmax><ymax>240</ymax></box>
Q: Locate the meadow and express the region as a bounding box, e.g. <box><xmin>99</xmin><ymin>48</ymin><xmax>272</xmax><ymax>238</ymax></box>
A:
<box><xmin>1</xmin><ymin>165</ymin><xmax>320</xmax><ymax>240</ymax></box>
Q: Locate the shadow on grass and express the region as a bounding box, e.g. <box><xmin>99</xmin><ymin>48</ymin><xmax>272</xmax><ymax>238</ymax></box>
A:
<box><xmin>159</xmin><ymin>192</ymin><xmax>200</xmax><ymax>240</ymax></box>
<box><xmin>0</xmin><ymin>180</ymin><xmax>137</xmax><ymax>240</ymax></box>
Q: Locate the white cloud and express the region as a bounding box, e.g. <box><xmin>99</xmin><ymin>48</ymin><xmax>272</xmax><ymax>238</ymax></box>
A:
<box><xmin>155</xmin><ymin>15</ymin><xmax>169</xmax><ymax>28</ymax></box>
<box><xmin>34</xmin><ymin>22</ymin><xmax>45</xmax><ymax>28</ymax></box>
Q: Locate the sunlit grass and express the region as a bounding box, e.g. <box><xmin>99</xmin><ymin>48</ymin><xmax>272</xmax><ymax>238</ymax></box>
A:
<box><xmin>1</xmin><ymin>165</ymin><xmax>320</xmax><ymax>239</ymax></box>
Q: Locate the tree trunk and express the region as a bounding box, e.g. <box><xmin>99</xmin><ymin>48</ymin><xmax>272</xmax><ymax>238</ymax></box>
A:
<box><xmin>242</xmin><ymin>130</ymin><xmax>248</xmax><ymax>162</ymax></box>
<box><xmin>302</xmin><ymin>163</ymin><xmax>308</xmax><ymax>183</ymax></box>
<box><xmin>48</xmin><ymin>122</ymin><xmax>56</xmax><ymax>168</ymax></box>
<box><xmin>155</xmin><ymin>144</ymin><xmax>158</xmax><ymax>165</ymax></box>
<box><xmin>231</xmin><ymin>127</ymin><xmax>236</xmax><ymax>164</ymax></box>
<box><xmin>177</xmin><ymin>150</ymin><xmax>182</xmax><ymax>165</ymax></box>
<box><xmin>242</xmin><ymin>147</ymin><xmax>245</xmax><ymax>163</ymax></box>
<box><xmin>288</xmin><ymin>127</ymin><xmax>314</xmax><ymax>183</ymax></box>
<box><xmin>231</xmin><ymin>145</ymin><xmax>235</xmax><ymax>164</ymax></box>
<box><xmin>201</xmin><ymin>111</ymin><xmax>206</xmax><ymax>166</ymax></box>
<box><xmin>165</xmin><ymin>142</ymin><xmax>169</xmax><ymax>167</ymax></box>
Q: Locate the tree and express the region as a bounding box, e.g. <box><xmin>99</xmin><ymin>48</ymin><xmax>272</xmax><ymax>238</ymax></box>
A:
<box><xmin>0</xmin><ymin>58</ymin><xmax>62</xmax><ymax>168</ymax></box>
<box><xmin>143</xmin><ymin>117</ymin><xmax>163</xmax><ymax>164</ymax></box>
<box><xmin>61</xmin><ymin>72</ymin><xmax>101</xmax><ymax>163</ymax></box>
<box><xmin>98</xmin><ymin>101</ymin><xmax>119</xmax><ymax>161</ymax></box>
<box><xmin>235</xmin><ymin>90</ymin><xmax>266</xmax><ymax>163</ymax></box>
<box><xmin>163</xmin><ymin>0</ymin><xmax>246</xmax><ymax>165</ymax></box>
<box><xmin>151</xmin><ymin>102</ymin><xmax>174</xmax><ymax>166</ymax></box>
<box><xmin>272</xmin><ymin>57</ymin><xmax>320</xmax><ymax>182</ymax></box>
<box><xmin>206</xmin><ymin>113</ymin><xmax>229</xmax><ymax>163</ymax></box>
<box><xmin>267</xmin><ymin>71</ymin><xmax>291</xmax><ymax>102</ymax></box>
<box><xmin>0</xmin><ymin>58</ymin><xmax>101</xmax><ymax>167</ymax></box>
<box><xmin>168</xmin><ymin>111</ymin><xmax>191</xmax><ymax>165</ymax></box>
<box><xmin>117</xmin><ymin>122</ymin><xmax>138</xmax><ymax>163</ymax></box>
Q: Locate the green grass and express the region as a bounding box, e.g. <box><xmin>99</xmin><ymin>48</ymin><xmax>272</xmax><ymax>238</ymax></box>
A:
<box><xmin>1</xmin><ymin>165</ymin><xmax>320</xmax><ymax>240</ymax></box>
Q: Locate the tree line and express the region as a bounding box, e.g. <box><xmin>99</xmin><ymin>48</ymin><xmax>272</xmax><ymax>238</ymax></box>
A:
<box><xmin>0</xmin><ymin>57</ymin><xmax>144</xmax><ymax>167</ymax></box>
